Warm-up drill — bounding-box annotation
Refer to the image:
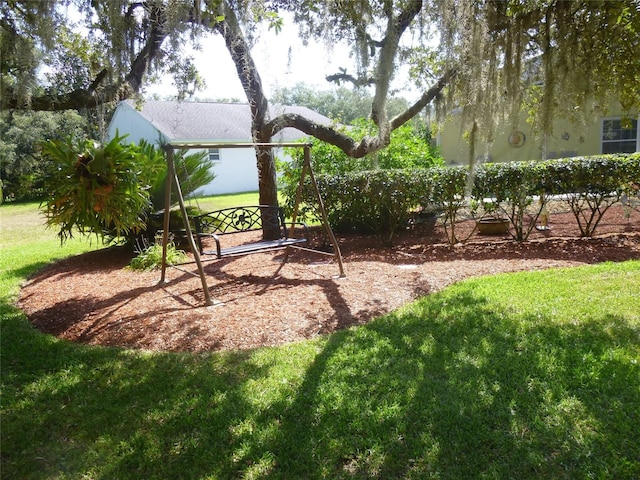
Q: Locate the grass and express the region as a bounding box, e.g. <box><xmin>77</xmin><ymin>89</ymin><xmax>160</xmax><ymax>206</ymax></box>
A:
<box><xmin>194</xmin><ymin>191</ymin><xmax>260</xmax><ymax>211</ymax></box>
<box><xmin>0</xmin><ymin>202</ymin><xmax>99</xmax><ymax>301</ymax></box>
<box><xmin>1</xmin><ymin>201</ymin><xmax>639</xmax><ymax>479</ymax></box>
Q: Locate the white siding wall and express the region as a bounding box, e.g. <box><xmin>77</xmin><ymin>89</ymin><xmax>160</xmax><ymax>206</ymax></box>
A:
<box><xmin>194</xmin><ymin>147</ymin><xmax>258</xmax><ymax>196</ymax></box>
<box><xmin>195</xmin><ymin>147</ymin><xmax>290</xmax><ymax>196</ymax></box>
<box><xmin>107</xmin><ymin>103</ymin><xmax>166</xmax><ymax>145</ymax></box>
<box><xmin>108</xmin><ymin>102</ymin><xmax>293</xmax><ymax>196</ymax></box>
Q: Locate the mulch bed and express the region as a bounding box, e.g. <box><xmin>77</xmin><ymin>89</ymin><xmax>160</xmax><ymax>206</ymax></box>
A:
<box><xmin>18</xmin><ymin>204</ymin><xmax>640</xmax><ymax>353</ymax></box>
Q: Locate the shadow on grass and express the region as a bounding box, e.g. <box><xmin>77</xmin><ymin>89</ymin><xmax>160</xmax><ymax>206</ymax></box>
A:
<box><xmin>2</xmin><ymin>274</ymin><xmax>639</xmax><ymax>479</ymax></box>
<box><xmin>2</xmin><ymin>262</ymin><xmax>51</xmax><ymax>284</ymax></box>
<box><xmin>267</xmin><ymin>289</ymin><xmax>640</xmax><ymax>479</ymax></box>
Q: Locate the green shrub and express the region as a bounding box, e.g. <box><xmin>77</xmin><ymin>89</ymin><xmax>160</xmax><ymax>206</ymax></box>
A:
<box><xmin>471</xmin><ymin>154</ymin><xmax>640</xmax><ymax>240</ymax></box>
<box><xmin>41</xmin><ymin>135</ymin><xmax>215</xmax><ymax>244</ymax></box>
<box><xmin>539</xmin><ymin>154</ymin><xmax>640</xmax><ymax>236</ymax></box>
<box><xmin>473</xmin><ymin>161</ymin><xmax>547</xmax><ymax>241</ymax></box>
<box><xmin>286</xmin><ymin>153</ymin><xmax>640</xmax><ymax>246</ymax></box>
<box><xmin>128</xmin><ymin>241</ymin><xmax>187</xmax><ymax>271</ymax></box>
<box><xmin>428</xmin><ymin>165</ymin><xmax>471</xmax><ymax>244</ymax></box>
<box><xmin>279</xmin><ymin>119</ymin><xmax>443</xmax><ymax>223</ymax></box>
<box><xmin>315</xmin><ymin>169</ymin><xmax>431</xmax><ymax>245</ymax></box>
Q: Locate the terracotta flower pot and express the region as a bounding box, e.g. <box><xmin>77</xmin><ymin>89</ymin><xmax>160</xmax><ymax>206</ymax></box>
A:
<box><xmin>477</xmin><ymin>217</ymin><xmax>510</xmax><ymax>235</ymax></box>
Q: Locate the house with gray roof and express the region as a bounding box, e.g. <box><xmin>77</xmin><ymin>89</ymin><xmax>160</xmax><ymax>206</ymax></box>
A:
<box><xmin>107</xmin><ymin>99</ymin><xmax>332</xmax><ymax>195</ymax></box>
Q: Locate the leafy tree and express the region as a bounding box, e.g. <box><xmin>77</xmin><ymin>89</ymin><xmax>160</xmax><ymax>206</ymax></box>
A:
<box><xmin>3</xmin><ymin>1</ymin><xmax>639</xmax><ymax>237</ymax></box>
<box><xmin>0</xmin><ymin>110</ymin><xmax>88</xmax><ymax>201</ymax></box>
<box><xmin>271</xmin><ymin>83</ymin><xmax>409</xmax><ymax>124</ymax></box>
<box><xmin>279</xmin><ymin>119</ymin><xmax>443</xmax><ymax>220</ymax></box>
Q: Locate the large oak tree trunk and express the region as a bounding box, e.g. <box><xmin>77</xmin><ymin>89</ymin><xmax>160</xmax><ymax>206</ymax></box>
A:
<box><xmin>215</xmin><ymin>2</ymin><xmax>281</xmax><ymax>239</ymax></box>
<box><xmin>213</xmin><ymin>0</ymin><xmax>453</xmax><ymax>240</ymax></box>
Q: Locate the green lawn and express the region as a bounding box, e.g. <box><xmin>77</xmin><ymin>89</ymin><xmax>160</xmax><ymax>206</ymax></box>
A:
<box><xmin>195</xmin><ymin>191</ymin><xmax>260</xmax><ymax>211</ymax></box>
<box><xmin>1</xmin><ymin>201</ymin><xmax>639</xmax><ymax>479</ymax></box>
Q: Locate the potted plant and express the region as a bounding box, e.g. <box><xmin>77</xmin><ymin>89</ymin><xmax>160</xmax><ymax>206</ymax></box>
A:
<box><xmin>476</xmin><ymin>199</ymin><xmax>510</xmax><ymax>235</ymax></box>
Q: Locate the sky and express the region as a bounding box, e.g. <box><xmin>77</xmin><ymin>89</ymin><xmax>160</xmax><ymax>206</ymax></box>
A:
<box><xmin>145</xmin><ymin>13</ymin><xmax>420</xmax><ymax>103</ymax></box>
<box><xmin>146</xmin><ymin>16</ymin><xmax>357</xmax><ymax>101</ymax></box>
<box><xmin>60</xmin><ymin>4</ymin><xmax>420</xmax><ymax>104</ymax></box>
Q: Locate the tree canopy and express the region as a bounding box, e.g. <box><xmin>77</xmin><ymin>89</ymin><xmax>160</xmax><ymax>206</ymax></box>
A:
<box><xmin>4</xmin><ymin>1</ymin><xmax>638</xmax><ymax>136</ymax></box>
<box><xmin>2</xmin><ymin>0</ymin><xmax>639</xmax><ymax>211</ymax></box>
<box><xmin>0</xmin><ymin>109</ymin><xmax>88</xmax><ymax>201</ymax></box>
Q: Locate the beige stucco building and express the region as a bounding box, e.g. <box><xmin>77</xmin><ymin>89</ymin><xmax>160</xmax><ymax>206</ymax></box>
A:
<box><xmin>438</xmin><ymin>103</ymin><xmax>639</xmax><ymax>165</ymax></box>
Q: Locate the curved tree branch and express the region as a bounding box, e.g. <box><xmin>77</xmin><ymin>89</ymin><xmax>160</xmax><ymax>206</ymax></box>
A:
<box><xmin>263</xmin><ymin>69</ymin><xmax>454</xmax><ymax>159</ymax></box>
<box><xmin>390</xmin><ymin>68</ymin><xmax>457</xmax><ymax>129</ymax></box>
<box><xmin>267</xmin><ymin>112</ymin><xmax>390</xmax><ymax>158</ymax></box>
<box><xmin>2</xmin><ymin>3</ymin><xmax>167</xmax><ymax>111</ymax></box>
<box><xmin>325</xmin><ymin>71</ymin><xmax>376</xmax><ymax>87</ymax></box>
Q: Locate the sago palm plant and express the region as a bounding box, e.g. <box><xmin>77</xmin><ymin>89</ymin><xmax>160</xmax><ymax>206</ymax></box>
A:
<box><xmin>41</xmin><ymin>135</ymin><xmax>215</xmax><ymax>244</ymax></box>
<box><xmin>42</xmin><ymin>133</ymin><xmax>163</xmax><ymax>242</ymax></box>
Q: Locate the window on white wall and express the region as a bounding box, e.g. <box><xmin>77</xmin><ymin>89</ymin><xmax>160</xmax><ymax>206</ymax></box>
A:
<box><xmin>601</xmin><ymin>117</ymin><xmax>639</xmax><ymax>153</ymax></box>
<box><xmin>208</xmin><ymin>148</ymin><xmax>220</xmax><ymax>163</ymax></box>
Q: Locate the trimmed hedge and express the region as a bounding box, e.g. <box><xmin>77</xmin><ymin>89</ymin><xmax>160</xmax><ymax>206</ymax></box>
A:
<box><xmin>287</xmin><ymin>153</ymin><xmax>640</xmax><ymax>245</ymax></box>
<box><xmin>314</xmin><ymin>169</ymin><xmax>432</xmax><ymax>245</ymax></box>
<box><xmin>538</xmin><ymin>155</ymin><xmax>640</xmax><ymax>236</ymax></box>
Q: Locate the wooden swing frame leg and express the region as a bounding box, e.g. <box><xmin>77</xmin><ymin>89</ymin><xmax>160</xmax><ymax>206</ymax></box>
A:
<box><xmin>286</xmin><ymin>145</ymin><xmax>345</xmax><ymax>277</ymax></box>
<box><xmin>160</xmin><ymin>147</ymin><xmax>213</xmax><ymax>306</ymax></box>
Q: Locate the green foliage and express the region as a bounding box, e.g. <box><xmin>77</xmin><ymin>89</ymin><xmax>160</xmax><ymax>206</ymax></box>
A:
<box><xmin>473</xmin><ymin>161</ymin><xmax>547</xmax><ymax>241</ymax></box>
<box><xmin>41</xmin><ymin>26</ymin><xmax>99</xmax><ymax>93</ymax></box>
<box><xmin>279</xmin><ymin>119</ymin><xmax>443</xmax><ymax>234</ymax></box>
<box><xmin>283</xmin><ymin>119</ymin><xmax>442</xmax><ymax>180</ymax></box>
<box><xmin>148</xmin><ymin>144</ymin><xmax>216</xmax><ymax>211</ymax></box>
<box><xmin>128</xmin><ymin>241</ymin><xmax>187</xmax><ymax>271</ymax></box>
<box><xmin>539</xmin><ymin>154</ymin><xmax>639</xmax><ymax>237</ymax></box>
<box><xmin>471</xmin><ymin>154</ymin><xmax>640</xmax><ymax>240</ymax></box>
<box><xmin>0</xmin><ymin>110</ymin><xmax>88</xmax><ymax>201</ymax></box>
<box><xmin>540</xmin><ymin>154</ymin><xmax>637</xmax><ymax>196</ymax></box>
<box><xmin>41</xmin><ymin>134</ymin><xmax>165</xmax><ymax>242</ymax></box>
<box><xmin>308</xmin><ymin>153</ymin><xmax>639</xmax><ymax>245</ymax></box>
<box><xmin>428</xmin><ymin>165</ymin><xmax>471</xmax><ymax>244</ymax></box>
<box><xmin>144</xmin><ymin>206</ymin><xmax>202</xmax><ymax>246</ymax></box>
<box><xmin>371</xmin><ymin>121</ymin><xmax>443</xmax><ymax>170</ymax></box>
<box><xmin>271</xmin><ymin>83</ymin><xmax>409</xmax><ymax>123</ymax></box>
<box><xmin>41</xmin><ymin>135</ymin><xmax>216</xmax><ymax>244</ymax></box>
<box><xmin>314</xmin><ymin>169</ymin><xmax>431</xmax><ymax>245</ymax></box>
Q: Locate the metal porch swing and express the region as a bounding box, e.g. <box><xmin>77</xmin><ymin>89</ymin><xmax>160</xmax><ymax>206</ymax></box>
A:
<box><xmin>158</xmin><ymin>142</ymin><xmax>345</xmax><ymax>307</ymax></box>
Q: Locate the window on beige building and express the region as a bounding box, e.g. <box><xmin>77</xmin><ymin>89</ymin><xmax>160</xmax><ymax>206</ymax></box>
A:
<box><xmin>601</xmin><ymin>117</ymin><xmax>639</xmax><ymax>154</ymax></box>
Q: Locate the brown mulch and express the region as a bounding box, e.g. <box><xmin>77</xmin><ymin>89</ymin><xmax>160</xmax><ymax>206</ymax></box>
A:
<box><xmin>18</xmin><ymin>204</ymin><xmax>640</xmax><ymax>353</ymax></box>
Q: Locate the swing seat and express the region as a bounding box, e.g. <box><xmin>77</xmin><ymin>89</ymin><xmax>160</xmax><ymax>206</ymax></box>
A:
<box><xmin>193</xmin><ymin>205</ymin><xmax>309</xmax><ymax>259</ymax></box>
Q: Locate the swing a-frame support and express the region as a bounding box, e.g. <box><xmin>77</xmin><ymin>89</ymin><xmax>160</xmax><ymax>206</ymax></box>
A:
<box><xmin>159</xmin><ymin>142</ymin><xmax>345</xmax><ymax>307</ymax></box>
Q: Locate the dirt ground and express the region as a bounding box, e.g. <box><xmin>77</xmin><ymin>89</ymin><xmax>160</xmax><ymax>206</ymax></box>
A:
<box><xmin>18</xmin><ymin>204</ymin><xmax>640</xmax><ymax>353</ymax></box>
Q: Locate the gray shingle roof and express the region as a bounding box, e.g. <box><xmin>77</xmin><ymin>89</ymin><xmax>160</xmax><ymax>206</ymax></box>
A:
<box><xmin>126</xmin><ymin>99</ymin><xmax>332</xmax><ymax>142</ymax></box>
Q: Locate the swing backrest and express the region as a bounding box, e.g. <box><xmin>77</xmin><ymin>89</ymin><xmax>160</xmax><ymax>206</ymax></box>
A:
<box><xmin>194</xmin><ymin>205</ymin><xmax>287</xmax><ymax>237</ymax></box>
